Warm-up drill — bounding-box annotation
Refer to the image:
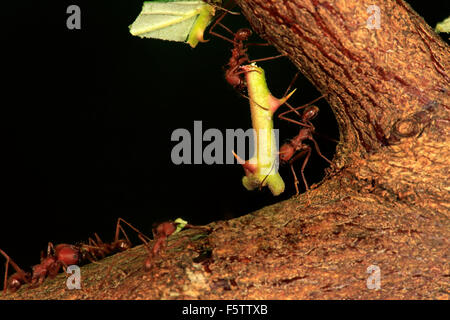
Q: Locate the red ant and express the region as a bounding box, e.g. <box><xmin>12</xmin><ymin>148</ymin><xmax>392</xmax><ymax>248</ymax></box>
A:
<box><xmin>208</xmin><ymin>11</ymin><xmax>285</xmax><ymax>92</ymax></box>
<box><xmin>51</xmin><ymin>218</ymin><xmax>149</xmax><ymax>266</ymax></box>
<box><xmin>142</xmin><ymin>221</ymin><xmax>211</xmax><ymax>271</ymax></box>
<box><xmin>277</xmin><ymin>93</ymin><xmax>335</xmax><ymax>195</ymax></box>
<box><xmin>143</xmin><ymin>222</ymin><xmax>177</xmax><ymax>271</ymax></box>
<box><xmin>1</xmin><ymin>218</ymin><xmax>148</xmax><ymax>293</ymax></box>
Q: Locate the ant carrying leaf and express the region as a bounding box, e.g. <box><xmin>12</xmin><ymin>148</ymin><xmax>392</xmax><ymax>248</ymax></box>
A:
<box><xmin>207</xmin><ymin>8</ymin><xmax>286</xmax><ymax>93</ymax></box>
<box><xmin>129</xmin><ymin>0</ymin><xmax>235</xmax><ymax>48</ymax></box>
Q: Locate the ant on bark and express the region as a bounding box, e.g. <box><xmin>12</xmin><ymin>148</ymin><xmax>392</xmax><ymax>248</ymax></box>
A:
<box><xmin>0</xmin><ymin>245</ymin><xmax>66</xmax><ymax>292</ymax></box>
<box><xmin>141</xmin><ymin>221</ymin><xmax>211</xmax><ymax>271</ymax></box>
<box><xmin>50</xmin><ymin>218</ymin><xmax>150</xmax><ymax>266</ymax></box>
<box><xmin>208</xmin><ymin>11</ymin><xmax>285</xmax><ymax>92</ymax></box>
<box><xmin>276</xmin><ymin>86</ymin><xmax>335</xmax><ymax>195</ymax></box>
<box><xmin>1</xmin><ymin>218</ymin><xmax>149</xmax><ymax>293</ymax></box>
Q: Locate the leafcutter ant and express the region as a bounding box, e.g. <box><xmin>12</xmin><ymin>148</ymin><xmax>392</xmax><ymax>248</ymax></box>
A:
<box><xmin>1</xmin><ymin>218</ymin><xmax>150</xmax><ymax>293</ymax></box>
<box><xmin>52</xmin><ymin>218</ymin><xmax>150</xmax><ymax>266</ymax></box>
<box><xmin>277</xmin><ymin>93</ymin><xmax>335</xmax><ymax>195</ymax></box>
<box><xmin>208</xmin><ymin>10</ymin><xmax>285</xmax><ymax>92</ymax></box>
<box><xmin>141</xmin><ymin>220</ymin><xmax>211</xmax><ymax>271</ymax></box>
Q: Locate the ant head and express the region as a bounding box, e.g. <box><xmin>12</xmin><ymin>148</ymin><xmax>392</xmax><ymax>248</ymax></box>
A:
<box><xmin>279</xmin><ymin>143</ymin><xmax>295</xmax><ymax>163</ymax></box>
<box><xmin>10</xmin><ymin>271</ymin><xmax>31</xmax><ymax>290</ymax></box>
<box><xmin>159</xmin><ymin>222</ymin><xmax>177</xmax><ymax>237</ymax></box>
<box><xmin>302</xmin><ymin>106</ymin><xmax>319</xmax><ymax>122</ymax></box>
<box><xmin>236</xmin><ymin>28</ymin><xmax>252</xmax><ymax>41</ymax></box>
<box><xmin>9</xmin><ymin>278</ymin><xmax>23</xmax><ymax>292</ymax></box>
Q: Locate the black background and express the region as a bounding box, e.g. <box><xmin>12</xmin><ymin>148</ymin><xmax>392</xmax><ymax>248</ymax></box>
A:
<box><xmin>1</xmin><ymin>0</ymin><xmax>449</xmax><ymax>284</ymax></box>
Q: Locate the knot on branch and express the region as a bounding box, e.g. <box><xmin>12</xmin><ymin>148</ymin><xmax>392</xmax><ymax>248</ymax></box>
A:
<box><xmin>387</xmin><ymin>101</ymin><xmax>441</xmax><ymax>144</ymax></box>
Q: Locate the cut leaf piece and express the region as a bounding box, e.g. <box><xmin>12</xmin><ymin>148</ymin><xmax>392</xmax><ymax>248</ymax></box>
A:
<box><xmin>435</xmin><ymin>16</ymin><xmax>450</xmax><ymax>33</ymax></box>
<box><xmin>129</xmin><ymin>1</ymin><xmax>217</xmax><ymax>47</ymax></box>
<box><xmin>174</xmin><ymin>218</ymin><xmax>188</xmax><ymax>234</ymax></box>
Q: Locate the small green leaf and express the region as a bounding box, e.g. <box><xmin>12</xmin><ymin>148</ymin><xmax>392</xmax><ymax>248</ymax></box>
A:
<box><xmin>174</xmin><ymin>217</ymin><xmax>188</xmax><ymax>234</ymax></box>
<box><xmin>129</xmin><ymin>1</ymin><xmax>218</xmax><ymax>47</ymax></box>
<box><xmin>435</xmin><ymin>16</ymin><xmax>450</xmax><ymax>33</ymax></box>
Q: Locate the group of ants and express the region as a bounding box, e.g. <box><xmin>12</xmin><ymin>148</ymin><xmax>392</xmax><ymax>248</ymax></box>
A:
<box><xmin>208</xmin><ymin>8</ymin><xmax>336</xmax><ymax>194</ymax></box>
<box><xmin>1</xmin><ymin>8</ymin><xmax>336</xmax><ymax>294</ymax></box>
<box><xmin>0</xmin><ymin>218</ymin><xmax>191</xmax><ymax>294</ymax></box>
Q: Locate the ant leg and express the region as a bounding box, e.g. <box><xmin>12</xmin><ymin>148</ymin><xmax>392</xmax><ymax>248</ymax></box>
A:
<box><xmin>310</xmin><ymin>136</ymin><xmax>334</xmax><ymax>166</ymax></box>
<box><xmin>288</xmin><ymin>148</ymin><xmax>311</xmax><ymax>194</ymax></box>
<box><xmin>48</xmin><ymin>261</ymin><xmax>62</xmax><ymax>279</ymax></box>
<box><xmin>81</xmin><ymin>247</ymin><xmax>102</xmax><ymax>264</ymax></box>
<box><xmin>3</xmin><ymin>256</ymin><xmax>8</xmax><ymax>293</ymax></box>
<box><xmin>208</xmin><ymin>11</ymin><xmax>236</xmax><ymax>44</ymax></box>
<box><xmin>249</xmin><ymin>53</ymin><xmax>286</xmax><ymax>63</ymax></box>
<box><xmin>290</xmin><ymin>162</ymin><xmax>300</xmax><ymax>196</ymax></box>
<box><xmin>282</xmin><ymin>72</ymin><xmax>300</xmax><ymax>103</ymax></box>
<box><xmin>0</xmin><ymin>249</ymin><xmax>26</xmax><ymax>278</ymax></box>
<box><xmin>238</xmin><ymin>91</ymin><xmax>269</xmax><ymax>111</ymax></box>
<box><xmin>279</xmin><ymin>105</ymin><xmax>314</xmax><ymax>128</ymax></box>
<box><xmin>89</xmin><ymin>237</ymin><xmax>110</xmax><ymax>257</ymax></box>
<box><xmin>46</xmin><ymin>242</ymin><xmax>54</xmax><ymax>257</ymax></box>
<box><xmin>299</xmin><ymin>147</ymin><xmax>312</xmax><ymax>192</ymax></box>
<box><xmin>118</xmin><ymin>225</ymin><xmax>131</xmax><ymax>245</ymax></box>
<box><xmin>276</xmin><ymin>72</ymin><xmax>304</xmax><ymax>121</ymax></box>
<box><xmin>278</xmin><ymin>95</ymin><xmax>325</xmax><ymax>119</ymax></box>
<box><xmin>138</xmin><ymin>234</ymin><xmax>150</xmax><ymax>249</ymax></box>
<box><xmin>246</xmin><ymin>42</ymin><xmax>271</xmax><ymax>47</ymax></box>
<box><xmin>206</xmin><ymin>0</ymin><xmax>239</xmax><ymax>16</ymax></box>
<box><xmin>117</xmin><ymin>218</ymin><xmax>151</xmax><ymax>243</ymax></box>
<box><xmin>94</xmin><ymin>233</ymin><xmax>105</xmax><ymax>245</ymax></box>
<box><xmin>209</xmin><ymin>29</ymin><xmax>235</xmax><ymax>44</ymax></box>
<box><xmin>278</xmin><ymin>94</ymin><xmax>326</xmax><ymax>126</ymax></box>
<box><xmin>114</xmin><ymin>217</ymin><xmax>134</xmax><ymax>246</ymax></box>
<box><xmin>88</xmin><ymin>237</ymin><xmax>99</xmax><ymax>247</ymax></box>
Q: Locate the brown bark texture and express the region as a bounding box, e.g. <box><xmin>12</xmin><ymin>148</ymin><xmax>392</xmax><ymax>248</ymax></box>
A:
<box><xmin>2</xmin><ymin>0</ymin><xmax>449</xmax><ymax>300</ymax></box>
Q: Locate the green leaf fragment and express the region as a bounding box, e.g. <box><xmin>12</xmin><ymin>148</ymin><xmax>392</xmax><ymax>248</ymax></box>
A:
<box><xmin>435</xmin><ymin>16</ymin><xmax>450</xmax><ymax>33</ymax></box>
<box><xmin>186</xmin><ymin>4</ymin><xmax>215</xmax><ymax>47</ymax></box>
<box><xmin>129</xmin><ymin>1</ymin><xmax>216</xmax><ymax>47</ymax></box>
<box><xmin>174</xmin><ymin>217</ymin><xmax>188</xmax><ymax>234</ymax></box>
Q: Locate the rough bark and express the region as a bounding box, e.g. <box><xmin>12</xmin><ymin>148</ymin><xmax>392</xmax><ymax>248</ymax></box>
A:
<box><xmin>237</xmin><ymin>0</ymin><xmax>449</xmax><ymax>209</ymax></box>
<box><xmin>1</xmin><ymin>0</ymin><xmax>449</xmax><ymax>300</ymax></box>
